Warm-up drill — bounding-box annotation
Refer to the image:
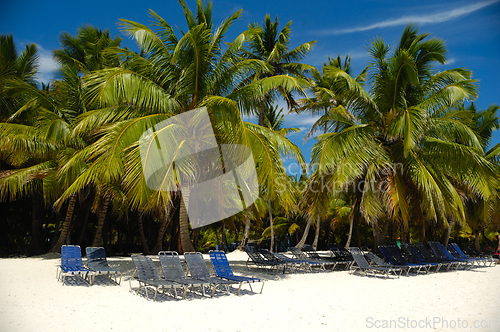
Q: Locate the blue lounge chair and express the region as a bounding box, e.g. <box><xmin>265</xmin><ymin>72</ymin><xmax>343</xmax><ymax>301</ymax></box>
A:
<box><xmin>184</xmin><ymin>252</ymin><xmax>239</xmax><ymax>295</ymax></box>
<box><xmin>401</xmin><ymin>243</ymin><xmax>441</xmax><ymax>272</ymax></box>
<box><xmin>428</xmin><ymin>242</ymin><xmax>470</xmax><ymax>270</ymax></box>
<box><xmin>449</xmin><ymin>243</ymin><xmax>496</xmax><ymax>267</ymax></box>
<box><xmin>85</xmin><ymin>247</ymin><xmax>122</xmax><ymax>285</ymax></box>
<box><xmin>130</xmin><ymin>255</ymin><xmax>185</xmax><ymax>301</ymax></box>
<box><xmin>379</xmin><ymin>245</ymin><xmax>426</xmax><ymax>275</ymax></box>
<box><xmin>57</xmin><ymin>245</ymin><xmax>92</xmax><ymax>285</ymax></box>
<box><xmin>209</xmin><ymin>250</ymin><xmax>264</xmax><ymax>295</ymax></box>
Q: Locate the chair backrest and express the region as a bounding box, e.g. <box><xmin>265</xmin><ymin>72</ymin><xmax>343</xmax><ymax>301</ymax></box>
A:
<box><xmin>328</xmin><ymin>243</ymin><xmax>353</xmax><ymax>260</ymax></box>
<box><xmin>85</xmin><ymin>247</ymin><xmax>109</xmax><ymax>268</ymax></box>
<box><xmin>131</xmin><ymin>255</ymin><xmax>160</xmax><ymax>281</ymax></box>
<box><xmin>301</xmin><ymin>244</ymin><xmax>322</xmax><ymax>259</ymax></box>
<box><xmin>434</xmin><ymin>242</ymin><xmax>456</xmax><ymax>260</ymax></box>
<box><xmin>365</xmin><ymin>252</ymin><xmax>387</xmax><ymax>266</ymax></box>
<box><xmin>407</xmin><ymin>244</ymin><xmax>427</xmax><ymax>263</ymax></box>
<box><xmin>451</xmin><ymin>244</ymin><xmax>468</xmax><ymax>258</ymax></box>
<box><xmin>244</xmin><ymin>246</ymin><xmax>265</xmax><ymax>262</ymax></box>
<box><xmin>400</xmin><ymin>243</ymin><xmax>419</xmax><ymax>264</ymax></box>
<box><xmin>258</xmin><ymin>249</ymin><xmax>281</xmax><ymax>262</ymax></box>
<box><xmin>288</xmin><ymin>247</ymin><xmax>309</xmax><ymax>260</ymax></box>
<box><xmin>61</xmin><ymin>245</ymin><xmax>84</xmax><ymax>268</ymax></box>
<box><xmin>378</xmin><ymin>246</ymin><xmax>400</xmax><ymax>265</ymax></box>
<box><xmin>209</xmin><ymin>250</ymin><xmax>234</xmax><ymax>277</ymax></box>
<box><xmin>415</xmin><ymin>243</ymin><xmax>438</xmax><ymax>261</ymax></box>
<box><xmin>446</xmin><ymin>244</ymin><xmax>462</xmax><ymax>258</ymax></box>
<box><xmin>387</xmin><ymin>245</ymin><xmax>408</xmax><ymax>265</ymax></box>
<box><xmin>348</xmin><ymin>247</ymin><xmax>371</xmax><ymax>268</ymax></box>
<box><xmin>184</xmin><ymin>252</ymin><xmax>211</xmax><ymax>279</ymax></box>
<box><xmin>158</xmin><ymin>251</ymin><xmax>187</xmax><ymax>279</ymax></box>
<box><xmin>428</xmin><ymin>242</ymin><xmax>447</xmax><ymax>260</ymax></box>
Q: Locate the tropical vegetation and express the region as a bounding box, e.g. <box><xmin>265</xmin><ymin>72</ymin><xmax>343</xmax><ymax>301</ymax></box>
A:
<box><xmin>0</xmin><ymin>1</ymin><xmax>498</xmax><ymax>257</ymax></box>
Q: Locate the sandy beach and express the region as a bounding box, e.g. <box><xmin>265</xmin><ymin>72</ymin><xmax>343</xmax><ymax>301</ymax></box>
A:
<box><xmin>0</xmin><ymin>250</ymin><xmax>499</xmax><ymax>332</ymax></box>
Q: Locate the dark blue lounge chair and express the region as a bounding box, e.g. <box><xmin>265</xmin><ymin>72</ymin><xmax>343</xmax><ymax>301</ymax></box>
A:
<box><xmin>209</xmin><ymin>250</ymin><xmax>264</xmax><ymax>294</ymax></box>
<box><xmin>379</xmin><ymin>245</ymin><xmax>426</xmax><ymax>275</ymax></box>
<box><xmin>57</xmin><ymin>245</ymin><xmax>92</xmax><ymax>285</ymax></box>
<box><xmin>449</xmin><ymin>243</ymin><xmax>496</xmax><ymax>267</ymax></box>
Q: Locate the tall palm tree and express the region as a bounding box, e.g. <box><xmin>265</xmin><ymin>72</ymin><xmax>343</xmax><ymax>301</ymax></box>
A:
<box><xmin>307</xmin><ymin>24</ymin><xmax>499</xmax><ymax>248</ymax></box>
<box><xmin>59</xmin><ymin>0</ymin><xmax>306</xmax><ymax>253</ymax></box>
<box><xmin>244</xmin><ymin>14</ymin><xmax>316</xmax><ymax>126</ymax></box>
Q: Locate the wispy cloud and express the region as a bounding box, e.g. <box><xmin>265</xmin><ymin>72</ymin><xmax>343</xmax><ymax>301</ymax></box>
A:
<box><xmin>36</xmin><ymin>44</ymin><xmax>59</xmax><ymax>83</ymax></box>
<box><xmin>319</xmin><ymin>0</ymin><xmax>499</xmax><ymax>35</ymax></box>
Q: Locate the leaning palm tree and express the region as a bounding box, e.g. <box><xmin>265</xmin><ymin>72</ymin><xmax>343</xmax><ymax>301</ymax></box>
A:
<box><xmin>60</xmin><ymin>0</ymin><xmax>306</xmax><ymax>253</ymax></box>
<box><xmin>306</xmin><ymin>24</ymin><xmax>499</xmax><ymax>248</ymax></box>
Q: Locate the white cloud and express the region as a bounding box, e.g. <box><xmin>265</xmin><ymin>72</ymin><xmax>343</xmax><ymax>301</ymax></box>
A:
<box><xmin>318</xmin><ymin>0</ymin><xmax>499</xmax><ymax>35</ymax></box>
<box><xmin>36</xmin><ymin>44</ymin><xmax>59</xmax><ymax>84</ymax></box>
<box><xmin>444</xmin><ymin>58</ymin><xmax>456</xmax><ymax>65</ymax></box>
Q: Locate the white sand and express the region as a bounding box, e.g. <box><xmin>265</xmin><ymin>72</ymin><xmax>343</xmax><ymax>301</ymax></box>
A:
<box><xmin>0</xmin><ymin>250</ymin><xmax>499</xmax><ymax>332</ymax></box>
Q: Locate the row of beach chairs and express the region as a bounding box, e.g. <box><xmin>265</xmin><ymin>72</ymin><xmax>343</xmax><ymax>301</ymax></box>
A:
<box><xmin>243</xmin><ymin>243</ymin><xmax>355</xmax><ymax>273</ymax></box>
<box><xmin>56</xmin><ymin>245</ymin><xmax>264</xmax><ymax>302</ymax></box>
<box><xmin>348</xmin><ymin>242</ymin><xmax>497</xmax><ymax>279</ymax></box>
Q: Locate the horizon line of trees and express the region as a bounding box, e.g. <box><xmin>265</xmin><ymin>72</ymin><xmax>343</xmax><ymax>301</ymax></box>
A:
<box><xmin>1</xmin><ymin>0</ymin><xmax>499</xmax><ymax>257</ymax></box>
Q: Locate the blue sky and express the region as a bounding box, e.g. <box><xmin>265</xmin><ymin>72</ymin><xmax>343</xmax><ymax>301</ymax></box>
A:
<box><xmin>1</xmin><ymin>0</ymin><xmax>499</xmax><ymax>174</ymax></box>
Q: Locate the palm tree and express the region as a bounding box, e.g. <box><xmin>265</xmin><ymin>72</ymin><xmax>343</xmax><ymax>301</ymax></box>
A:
<box><xmin>307</xmin><ymin>24</ymin><xmax>499</xmax><ymax>249</ymax></box>
<box><xmin>244</xmin><ymin>14</ymin><xmax>316</xmax><ymax>126</ymax></box>
<box><xmin>60</xmin><ymin>0</ymin><xmax>306</xmax><ymax>253</ymax></box>
<box><xmin>0</xmin><ymin>34</ymin><xmax>39</xmax><ymax>122</ymax></box>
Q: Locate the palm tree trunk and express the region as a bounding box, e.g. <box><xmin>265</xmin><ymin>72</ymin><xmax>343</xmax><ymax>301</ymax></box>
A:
<box><xmin>137</xmin><ymin>210</ymin><xmax>150</xmax><ymax>254</ymax></box>
<box><xmin>312</xmin><ymin>214</ymin><xmax>320</xmax><ymax>250</ymax></box>
<box><xmin>441</xmin><ymin>220</ymin><xmax>453</xmax><ymax>246</ymax></box>
<box><xmin>345</xmin><ymin>212</ymin><xmax>355</xmax><ymax>249</ymax></box>
<box><xmin>91</xmin><ymin>195</ymin><xmax>110</xmax><ymax>247</ymax></box>
<box><xmin>474</xmin><ymin>229</ymin><xmax>482</xmax><ymax>252</ymax></box>
<box><xmin>237</xmin><ymin>207</ymin><xmax>252</xmax><ymax>250</ymax></box>
<box><xmin>179</xmin><ymin>190</ymin><xmax>195</xmax><ymax>253</ymax></box>
<box><xmin>371</xmin><ymin>218</ymin><xmax>383</xmax><ymax>250</ymax></box>
<box><xmin>268</xmin><ymin>196</ymin><xmax>274</xmax><ymax>252</ymax></box>
<box><xmin>50</xmin><ymin>193</ymin><xmax>77</xmax><ymax>252</ymax></box>
<box><xmin>296</xmin><ymin>216</ymin><xmax>313</xmax><ymax>248</ymax></box>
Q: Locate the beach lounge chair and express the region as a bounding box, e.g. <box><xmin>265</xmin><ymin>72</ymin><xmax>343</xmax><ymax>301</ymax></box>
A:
<box><xmin>85</xmin><ymin>247</ymin><xmax>122</xmax><ymax>285</ymax></box>
<box><xmin>257</xmin><ymin>249</ymin><xmax>308</xmax><ymax>272</ymax></box>
<box><xmin>243</xmin><ymin>246</ymin><xmax>289</xmax><ymax>273</ymax></box>
<box><xmin>57</xmin><ymin>245</ymin><xmax>92</xmax><ymax>285</ymax></box>
<box><xmin>365</xmin><ymin>251</ymin><xmax>406</xmax><ymax>276</ymax></box>
<box><xmin>449</xmin><ymin>243</ymin><xmax>496</xmax><ymax>267</ymax></box>
<box><xmin>414</xmin><ymin>243</ymin><xmax>457</xmax><ymax>271</ymax></box>
<box><xmin>348</xmin><ymin>247</ymin><xmax>401</xmax><ymax>278</ymax></box>
<box><xmin>428</xmin><ymin>242</ymin><xmax>470</xmax><ymax>270</ymax></box>
<box><xmin>401</xmin><ymin>243</ymin><xmax>441</xmax><ymax>272</ymax></box>
<box><xmin>287</xmin><ymin>247</ymin><xmax>336</xmax><ymax>271</ymax></box>
<box><xmin>302</xmin><ymin>244</ymin><xmax>354</xmax><ymax>270</ymax></box>
<box><xmin>184</xmin><ymin>252</ymin><xmax>239</xmax><ymax>295</ymax></box>
<box><xmin>379</xmin><ymin>245</ymin><xmax>426</xmax><ymax>275</ymax></box>
<box><xmin>209</xmin><ymin>250</ymin><xmax>265</xmax><ymax>295</ymax></box>
<box><xmin>130</xmin><ymin>255</ymin><xmax>185</xmax><ymax>301</ymax></box>
<box><xmin>158</xmin><ymin>251</ymin><xmax>214</xmax><ymax>297</ymax></box>
<box><xmin>327</xmin><ymin>243</ymin><xmax>355</xmax><ymax>269</ymax></box>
